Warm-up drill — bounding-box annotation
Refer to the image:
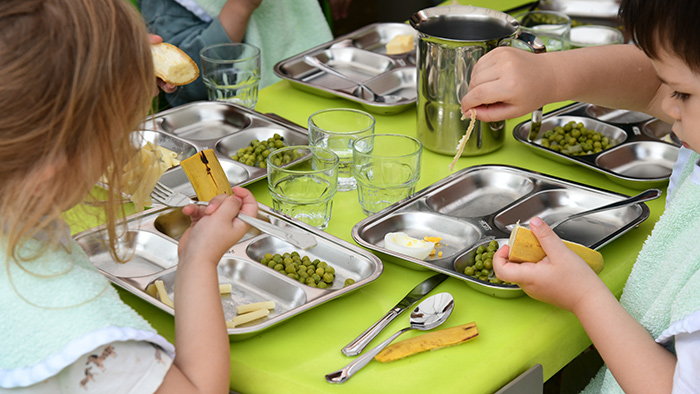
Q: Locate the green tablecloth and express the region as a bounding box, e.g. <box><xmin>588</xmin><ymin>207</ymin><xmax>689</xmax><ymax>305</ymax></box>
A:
<box><xmin>67</xmin><ymin>1</ymin><xmax>658</xmax><ymax>393</ymax></box>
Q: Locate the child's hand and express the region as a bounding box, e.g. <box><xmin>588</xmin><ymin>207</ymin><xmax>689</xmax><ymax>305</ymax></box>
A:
<box><xmin>461</xmin><ymin>47</ymin><xmax>555</xmax><ymax>122</ymax></box>
<box><xmin>148</xmin><ymin>34</ymin><xmax>177</xmax><ymax>94</ymax></box>
<box><xmin>177</xmin><ymin>187</ymin><xmax>258</xmax><ymax>265</ymax></box>
<box><xmin>493</xmin><ymin>217</ymin><xmax>604</xmax><ymax>312</ymax></box>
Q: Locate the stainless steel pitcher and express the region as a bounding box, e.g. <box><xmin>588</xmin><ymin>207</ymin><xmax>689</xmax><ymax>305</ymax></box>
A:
<box><xmin>410</xmin><ymin>5</ymin><xmax>545</xmax><ymax>156</ymax></box>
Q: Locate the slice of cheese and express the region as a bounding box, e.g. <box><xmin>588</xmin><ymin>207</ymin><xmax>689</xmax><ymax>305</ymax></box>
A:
<box><xmin>180</xmin><ymin>149</ymin><xmax>232</xmax><ymax>202</ymax></box>
<box><xmin>151</xmin><ymin>42</ymin><xmax>199</xmax><ymax>85</ymax></box>
<box><xmin>236</xmin><ymin>300</ymin><xmax>275</xmax><ymax>314</ymax></box>
<box><xmin>386</xmin><ymin>34</ymin><xmax>414</xmax><ymax>55</ymax></box>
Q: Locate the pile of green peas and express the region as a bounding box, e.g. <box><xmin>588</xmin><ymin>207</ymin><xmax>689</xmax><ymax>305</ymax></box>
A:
<box><xmin>230</xmin><ymin>133</ymin><xmax>287</xmax><ymax>168</ymax></box>
<box><xmin>462</xmin><ymin>240</ymin><xmax>515</xmax><ymax>286</ymax></box>
<box><xmin>260</xmin><ymin>252</ymin><xmax>354</xmax><ymax>288</ymax></box>
<box><xmin>539</xmin><ymin>121</ymin><xmax>614</xmax><ymax>156</ymax></box>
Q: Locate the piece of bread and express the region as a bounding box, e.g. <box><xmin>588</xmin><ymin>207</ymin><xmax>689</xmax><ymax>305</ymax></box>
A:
<box><xmin>151</xmin><ymin>42</ymin><xmax>199</xmax><ymax>86</ymax></box>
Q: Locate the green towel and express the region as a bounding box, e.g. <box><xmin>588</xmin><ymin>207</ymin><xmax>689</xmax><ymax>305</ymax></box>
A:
<box><xmin>190</xmin><ymin>0</ymin><xmax>333</xmax><ymax>87</ymax></box>
<box><xmin>0</xmin><ymin>235</ymin><xmax>173</xmax><ymax>387</ymax></box>
<box><xmin>581</xmin><ymin>152</ymin><xmax>700</xmax><ymax>393</ymax></box>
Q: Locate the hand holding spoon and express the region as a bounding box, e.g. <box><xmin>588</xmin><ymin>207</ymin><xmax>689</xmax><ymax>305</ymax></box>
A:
<box><xmin>325</xmin><ymin>292</ymin><xmax>455</xmax><ymax>384</ymax></box>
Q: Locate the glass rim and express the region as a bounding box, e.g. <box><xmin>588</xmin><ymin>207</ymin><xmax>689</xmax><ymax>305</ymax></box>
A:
<box><xmin>265</xmin><ymin>145</ymin><xmax>339</xmax><ymax>173</ymax></box>
<box><xmin>308</xmin><ymin>108</ymin><xmax>376</xmax><ymax>136</ymax></box>
<box><xmin>200</xmin><ymin>42</ymin><xmax>261</xmax><ymax>63</ymax></box>
<box><xmin>352</xmin><ymin>133</ymin><xmax>423</xmax><ymax>158</ymax></box>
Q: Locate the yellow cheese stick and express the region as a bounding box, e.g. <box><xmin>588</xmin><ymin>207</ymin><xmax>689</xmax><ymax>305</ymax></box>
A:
<box><xmin>374</xmin><ymin>322</ymin><xmax>479</xmax><ymax>362</ymax></box>
<box><xmin>236</xmin><ymin>300</ymin><xmax>275</xmax><ymax>314</ymax></box>
<box><xmin>226</xmin><ymin>308</ymin><xmax>270</xmax><ymax>328</ymax></box>
<box><xmin>180</xmin><ymin>149</ymin><xmax>232</xmax><ymax>202</ymax></box>
<box><xmin>154</xmin><ymin>280</ymin><xmax>174</xmax><ymax>308</ymax></box>
<box><xmin>219</xmin><ymin>284</ymin><xmax>232</xmax><ymax>294</ymax></box>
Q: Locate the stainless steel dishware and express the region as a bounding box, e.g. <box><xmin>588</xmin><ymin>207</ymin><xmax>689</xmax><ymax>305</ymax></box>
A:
<box><xmin>410</xmin><ymin>5</ymin><xmax>545</xmax><ymax>156</ymax></box>
<box><xmin>74</xmin><ymin>204</ymin><xmax>383</xmax><ymax>340</ymax></box>
<box><xmin>513</xmin><ymin>103</ymin><xmax>680</xmax><ymax>188</ymax></box>
<box><xmin>150</xmin><ymin>182</ymin><xmax>318</xmax><ymax>250</ymax></box>
<box><xmin>352</xmin><ymin>165</ymin><xmax>652</xmax><ymax>298</ymax></box>
<box><xmin>341</xmin><ymin>273</ymin><xmax>448</xmax><ymax>356</ymax></box>
<box><xmin>326</xmin><ymin>292</ymin><xmax>454</xmax><ymax>383</ymax></box>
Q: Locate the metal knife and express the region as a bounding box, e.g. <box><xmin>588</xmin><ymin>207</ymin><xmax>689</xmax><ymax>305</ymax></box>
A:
<box><xmin>341</xmin><ymin>273</ymin><xmax>449</xmax><ymax>356</ymax></box>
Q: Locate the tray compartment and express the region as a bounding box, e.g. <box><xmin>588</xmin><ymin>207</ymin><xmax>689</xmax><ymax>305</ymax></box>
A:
<box><xmin>152</xmin><ymin>208</ymin><xmax>261</xmax><ymax>243</ymax></box>
<box><xmin>215</xmin><ymin>126</ymin><xmax>309</xmax><ymax>164</ymax></box>
<box><xmin>246</xmin><ymin>235</ymin><xmax>376</xmax><ymax>288</ymax></box>
<box><xmin>595</xmin><ymin>141</ymin><xmax>677</xmax><ymax>179</ymax></box>
<box><xmin>354</xmin><ymin>211</ymin><xmax>482</xmax><ymax>262</ymax></box>
<box><xmin>528</xmin><ymin>116</ymin><xmax>628</xmax><ymax>154</ymax></box>
<box><xmin>136</xmin><ymin>130</ymin><xmax>198</xmax><ymax>161</ymax></box>
<box><xmin>424</xmin><ymin>167</ymin><xmax>535</xmax><ymax>217</ymax></box>
<box><xmin>492</xmin><ymin>189</ymin><xmax>644</xmax><ymax>246</ymax></box>
<box><xmin>332</xmin><ymin>22</ymin><xmax>416</xmax><ymax>54</ymax></box>
<box><xmin>362</xmin><ymin>67</ymin><xmax>417</xmax><ymax>101</ymax></box>
<box><xmin>584</xmin><ymin>105</ymin><xmax>653</xmax><ymax>124</ymax></box>
<box><xmin>642</xmin><ymin>119</ymin><xmax>680</xmax><ymax>146</ymax></box>
<box><xmin>158</xmin><ymin>101</ymin><xmax>253</xmax><ymax>140</ymax></box>
<box><xmin>77</xmin><ymin>230</ymin><xmax>178</xmax><ymax>278</ymax></box>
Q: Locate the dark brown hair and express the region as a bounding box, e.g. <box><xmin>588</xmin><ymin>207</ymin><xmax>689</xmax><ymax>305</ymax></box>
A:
<box><xmin>620</xmin><ymin>0</ymin><xmax>700</xmax><ymax>72</ymax></box>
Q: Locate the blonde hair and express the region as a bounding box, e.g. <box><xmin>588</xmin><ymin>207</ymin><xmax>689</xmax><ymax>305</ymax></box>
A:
<box><xmin>0</xmin><ymin>0</ymin><xmax>154</xmax><ymax>262</ymax></box>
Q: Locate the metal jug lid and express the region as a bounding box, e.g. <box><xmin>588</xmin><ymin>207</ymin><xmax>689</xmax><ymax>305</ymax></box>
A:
<box><xmin>410</xmin><ymin>5</ymin><xmax>519</xmax><ymax>42</ymax></box>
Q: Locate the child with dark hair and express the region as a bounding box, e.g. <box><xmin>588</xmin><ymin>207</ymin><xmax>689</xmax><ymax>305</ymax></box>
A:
<box><xmin>461</xmin><ymin>0</ymin><xmax>700</xmax><ymax>392</ymax></box>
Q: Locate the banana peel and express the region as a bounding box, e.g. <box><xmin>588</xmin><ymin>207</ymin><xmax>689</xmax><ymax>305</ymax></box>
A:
<box><xmin>508</xmin><ymin>223</ymin><xmax>604</xmax><ymax>274</ymax></box>
<box><xmin>374</xmin><ymin>322</ymin><xmax>479</xmax><ymax>362</ymax></box>
<box><xmin>180</xmin><ymin>149</ymin><xmax>232</xmax><ymax>201</ymax></box>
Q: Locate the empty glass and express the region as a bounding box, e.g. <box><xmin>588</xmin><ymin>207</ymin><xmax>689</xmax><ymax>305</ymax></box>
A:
<box><xmin>516</xmin><ymin>10</ymin><xmax>571</xmax><ymax>51</ymax></box>
<box><xmin>200</xmin><ymin>43</ymin><xmax>261</xmax><ymax>108</ymax></box>
<box><xmin>308</xmin><ymin>108</ymin><xmax>376</xmax><ymax>192</ymax></box>
<box><xmin>352</xmin><ymin>134</ymin><xmax>422</xmax><ymax>215</ymax></box>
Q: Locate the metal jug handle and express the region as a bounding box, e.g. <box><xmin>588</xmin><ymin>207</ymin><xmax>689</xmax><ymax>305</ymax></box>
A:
<box><xmin>500</xmin><ymin>31</ymin><xmax>546</xmax><ymax>141</ymax></box>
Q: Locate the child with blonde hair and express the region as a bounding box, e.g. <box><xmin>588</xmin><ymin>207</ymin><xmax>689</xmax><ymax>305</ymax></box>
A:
<box><xmin>0</xmin><ymin>1</ymin><xmax>256</xmax><ymax>392</ymax></box>
<box><xmin>461</xmin><ymin>0</ymin><xmax>700</xmax><ymax>392</ymax></box>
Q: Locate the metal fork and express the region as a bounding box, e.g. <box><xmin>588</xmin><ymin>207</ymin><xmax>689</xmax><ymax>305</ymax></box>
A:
<box><xmin>150</xmin><ymin>182</ymin><xmax>317</xmax><ymax>249</ymax></box>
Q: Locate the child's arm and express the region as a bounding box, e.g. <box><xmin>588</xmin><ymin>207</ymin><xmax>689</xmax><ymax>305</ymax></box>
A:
<box><xmin>461</xmin><ymin>45</ymin><xmax>669</xmax><ymax>124</ymax></box>
<box><xmin>493</xmin><ymin>217</ymin><xmax>676</xmax><ymax>393</ymax></box>
<box><xmin>155</xmin><ymin>187</ymin><xmax>258</xmax><ymax>394</ymax></box>
<box><xmin>218</xmin><ymin>0</ymin><xmax>263</xmax><ymax>42</ymax></box>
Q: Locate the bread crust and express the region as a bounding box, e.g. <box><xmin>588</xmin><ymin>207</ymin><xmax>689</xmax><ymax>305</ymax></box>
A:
<box><xmin>151</xmin><ymin>42</ymin><xmax>199</xmax><ymax>86</ymax></box>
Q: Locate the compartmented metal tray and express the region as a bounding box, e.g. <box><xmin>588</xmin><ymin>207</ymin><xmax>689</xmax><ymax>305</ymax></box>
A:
<box><xmin>352</xmin><ymin>165</ymin><xmax>650</xmax><ymax>298</ymax></box>
<box><xmin>274</xmin><ymin>23</ymin><xmax>417</xmax><ymax>115</ymax></box>
<box><xmin>74</xmin><ymin>204</ymin><xmax>383</xmax><ymax>340</ymax></box>
<box><xmin>138</xmin><ymin>101</ymin><xmax>308</xmax><ymax>195</ymax></box>
<box><xmin>513</xmin><ymin>103</ymin><xmax>680</xmax><ymax>189</ymax></box>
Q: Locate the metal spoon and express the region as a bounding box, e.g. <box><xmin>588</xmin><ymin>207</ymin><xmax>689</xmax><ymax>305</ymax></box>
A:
<box><xmin>505</xmin><ymin>188</ymin><xmax>662</xmax><ymax>231</ymax></box>
<box><xmin>325</xmin><ymin>292</ymin><xmax>454</xmax><ymax>384</ymax></box>
<box><xmin>303</xmin><ymin>55</ymin><xmax>406</xmax><ymax>104</ymax></box>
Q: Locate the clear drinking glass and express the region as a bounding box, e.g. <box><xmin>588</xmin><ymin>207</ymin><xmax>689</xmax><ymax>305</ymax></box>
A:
<box><xmin>308</xmin><ymin>108</ymin><xmax>376</xmax><ymax>192</ymax></box>
<box><xmin>352</xmin><ymin>134</ymin><xmax>422</xmax><ymax>215</ymax></box>
<box><xmin>200</xmin><ymin>43</ymin><xmax>261</xmax><ymax>108</ymax></box>
<box><xmin>516</xmin><ymin>10</ymin><xmax>571</xmax><ymax>51</ymax></box>
<box><xmin>267</xmin><ymin>146</ymin><xmax>339</xmax><ymax>230</ymax></box>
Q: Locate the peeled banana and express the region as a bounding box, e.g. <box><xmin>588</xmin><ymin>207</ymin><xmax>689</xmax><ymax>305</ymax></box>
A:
<box><xmin>180</xmin><ymin>149</ymin><xmax>232</xmax><ymax>202</ymax></box>
<box><xmin>374</xmin><ymin>322</ymin><xmax>479</xmax><ymax>362</ymax></box>
<box><xmin>508</xmin><ymin>223</ymin><xmax>604</xmax><ymax>274</ymax></box>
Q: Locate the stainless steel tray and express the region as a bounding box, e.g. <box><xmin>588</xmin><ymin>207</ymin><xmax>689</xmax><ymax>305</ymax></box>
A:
<box><xmin>74</xmin><ymin>204</ymin><xmax>383</xmax><ymax>340</ymax></box>
<box><xmin>274</xmin><ymin>23</ymin><xmax>417</xmax><ymax>115</ymax></box>
<box><xmin>513</xmin><ymin>103</ymin><xmax>680</xmax><ymax>189</ymax></box>
<box><xmin>139</xmin><ymin>101</ymin><xmax>308</xmax><ymax>195</ymax></box>
<box><xmin>352</xmin><ymin>165</ymin><xmax>650</xmax><ymax>298</ymax></box>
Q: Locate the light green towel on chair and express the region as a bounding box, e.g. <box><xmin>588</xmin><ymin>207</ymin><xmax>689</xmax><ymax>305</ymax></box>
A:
<box><xmin>581</xmin><ymin>152</ymin><xmax>700</xmax><ymax>393</ymax></box>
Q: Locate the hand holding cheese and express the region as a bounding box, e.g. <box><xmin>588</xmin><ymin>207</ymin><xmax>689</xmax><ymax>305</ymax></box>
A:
<box><xmin>151</xmin><ymin>42</ymin><xmax>199</xmax><ymax>86</ymax></box>
<box><xmin>493</xmin><ymin>217</ymin><xmax>608</xmax><ymax>312</ymax></box>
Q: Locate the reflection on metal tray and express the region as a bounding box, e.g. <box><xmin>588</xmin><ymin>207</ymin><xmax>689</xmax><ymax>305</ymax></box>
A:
<box><xmin>274</xmin><ymin>23</ymin><xmax>417</xmax><ymax>115</ymax></box>
<box><xmin>513</xmin><ymin>103</ymin><xmax>679</xmax><ymax>189</ymax></box>
<box><xmin>352</xmin><ymin>165</ymin><xmax>650</xmax><ymax>298</ymax></box>
<box><xmin>75</xmin><ymin>204</ymin><xmax>383</xmax><ymax>340</ymax></box>
<box><xmin>138</xmin><ymin>101</ymin><xmax>308</xmax><ymax>195</ymax></box>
